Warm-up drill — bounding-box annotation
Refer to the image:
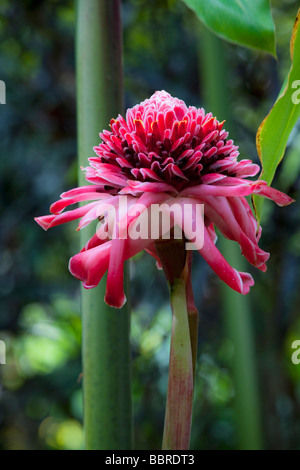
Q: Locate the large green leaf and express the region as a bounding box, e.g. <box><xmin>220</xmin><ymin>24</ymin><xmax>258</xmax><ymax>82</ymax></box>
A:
<box><xmin>253</xmin><ymin>9</ymin><xmax>300</xmax><ymax>220</ymax></box>
<box><xmin>182</xmin><ymin>0</ymin><xmax>276</xmax><ymax>55</ymax></box>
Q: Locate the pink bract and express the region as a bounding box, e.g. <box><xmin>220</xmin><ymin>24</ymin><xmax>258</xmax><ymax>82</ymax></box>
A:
<box><xmin>35</xmin><ymin>91</ymin><xmax>293</xmax><ymax>308</ymax></box>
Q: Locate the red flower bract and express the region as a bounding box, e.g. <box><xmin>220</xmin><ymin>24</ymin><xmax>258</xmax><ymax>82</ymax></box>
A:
<box><xmin>35</xmin><ymin>91</ymin><xmax>293</xmax><ymax>308</ymax></box>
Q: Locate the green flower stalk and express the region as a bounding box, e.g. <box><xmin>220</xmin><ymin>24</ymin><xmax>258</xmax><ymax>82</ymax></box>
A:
<box><xmin>155</xmin><ymin>237</ymin><xmax>197</xmax><ymax>450</ymax></box>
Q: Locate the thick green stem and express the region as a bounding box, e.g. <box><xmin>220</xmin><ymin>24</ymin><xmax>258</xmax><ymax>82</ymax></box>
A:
<box><xmin>199</xmin><ymin>27</ymin><xmax>263</xmax><ymax>449</ymax></box>
<box><xmin>155</xmin><ymin>237</ymin><xmax>195</xmax><ymax>450</ymax></box>
<box><xmin>186</xmin><ymin>252</ymin><xmax>199</xmax><ymax>381</ymax></box>
<box><xmin>162</xmin><ymin>278</ymin><xmax>194</xmax><ymax>450</ymax></box>
<box><xmin>76</xmin><ymin>0</ymin><xmax>132</xmax><ymax>450</ymax></box>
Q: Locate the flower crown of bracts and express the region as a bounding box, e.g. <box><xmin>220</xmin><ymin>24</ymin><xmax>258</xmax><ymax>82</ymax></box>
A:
<box><xmin>35</xmin><ymin>91</ymin><xmax>294</xmax><ymax>308</ymax></box>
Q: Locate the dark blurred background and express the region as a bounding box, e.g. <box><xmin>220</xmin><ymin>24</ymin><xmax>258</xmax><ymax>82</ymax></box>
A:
<box><xmin>0</xmin><ymin>0</ymin><xmax>300</xmax><ymax>450</ymax></box>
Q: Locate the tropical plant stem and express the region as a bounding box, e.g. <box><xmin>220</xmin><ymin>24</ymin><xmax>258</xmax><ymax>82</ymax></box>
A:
<box><xmin>186</xmin><ymin>252</ymin><xmax>199</xmax><ymax>381</ymax></box>
<box><xmin>76</xmin><ymin>0</ymin><xmax>132</xmax><ymax>450</ymax></box>
<box><xmin>162</xmin><ymin>277</ymin><xmax>194</xmax><ymax>450</ymax></box>
<box><xmin>155</xmin><ymin>236</ymin><xmax>197</xmax><ymax>450</ymax></box>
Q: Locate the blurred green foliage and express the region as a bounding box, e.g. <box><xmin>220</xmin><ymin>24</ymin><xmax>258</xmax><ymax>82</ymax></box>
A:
<box><xmin>0</xmin><ymin>0</ymin><xmax>300</xmax><ymax>450</ymax></box>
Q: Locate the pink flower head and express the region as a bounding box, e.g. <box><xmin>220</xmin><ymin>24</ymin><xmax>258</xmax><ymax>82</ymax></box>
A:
<box><xmin>35</xmin><ymin>91</ymin><xmax>293</xmax><ymax>307</ymax></box>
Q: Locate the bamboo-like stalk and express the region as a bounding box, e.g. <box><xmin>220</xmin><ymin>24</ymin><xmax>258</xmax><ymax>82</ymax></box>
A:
<box><xmin>76</xmin><ymin>0</ymin><xmax>132</xmax><ymax>450</ymax></box>
<box><xmin>199</xmin><ymin>27</ymin><xmax>263</xmax><ymax>450</ymax></box>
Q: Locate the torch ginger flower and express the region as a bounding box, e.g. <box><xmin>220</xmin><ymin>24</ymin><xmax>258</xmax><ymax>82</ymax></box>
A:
<box><xmin>35</xmin><ymin>91</ymin><xmax>293</xmax><ymax>308</ymax></box>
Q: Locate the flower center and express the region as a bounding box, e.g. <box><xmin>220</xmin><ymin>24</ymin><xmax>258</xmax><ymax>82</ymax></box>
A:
<box><xmin>92</xmin><ymin>92</ymin><xmax>240</xmax><ymax>192</ymax></box>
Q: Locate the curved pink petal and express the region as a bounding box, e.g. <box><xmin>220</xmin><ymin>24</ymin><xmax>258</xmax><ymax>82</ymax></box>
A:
<box><xmin>200</xmin><ymin>196</ymin><xmax>269</xmax><ymax>270</ymax></box>
<box><xmin>255</xmin><ymin>184</ymin><xmax>295</xmax><ymax>206</ymax></box>
<box><xmin>234</xmin><ymin>160</ymin><xmax>260</xmax><ymax>178</ymax></box>
<box><xmin>228</xmin><ymin>196</ymin><xmax>259</xmax><ymax>243</ymax></box>
<box><xmin>119</xmin><ymin>181</ymin><xmax>178</xmax><ymax>195</ymax></box>
<box><xmin>69</xmin><ymin>241</ymin><xmax>111</xmax><ymax>289</ymax></box>
<box><xmin>181</xmin><ymin>181</ymin><xmax>266</xmax><ymax>198</ymax></box>
<box><xmin>84</xmin><ymin>167</ymin><xmax>128</xmax><ymax>188</ymax></box>
<box><xmin>69</xmin><ymin>235</ymin><xmax>156</xmax><ymax>289</ymax></box>
<box><xmin>50</xmin><ymin>192</ymin><xmax>109</xmax><ymax>214</ymax></box>
<box><xmin>60</xmin><ymin>185</ymin><xmax>105</xmax><ymax>197</ymax></box>
<box><xmin>199</xmin><ymin>225</ymin><xmax>254</xmax><ymax>294</ymax></box>
<box><xmin>200</xmin><ymin>174</ymin><xmax>227</xmax><ymax>185</ymax></box>
<box><xmin>35</xmin><ymin>201</ymin><xmax>100</xmax><ymax>231</ymax></box>
<box><xmin>105</xmin><ymin>237</ymin><xmax>127</xmax><ymax>308</ymax></box>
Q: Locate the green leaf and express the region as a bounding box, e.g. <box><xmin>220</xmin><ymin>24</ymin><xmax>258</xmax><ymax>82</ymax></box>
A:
<box><xmin>182</xmin><ymin>0</ymin><xmax>276</xmax><ymax>55</ymax></box>
<box><xmin>253</xmin><ymin>9</ymin><xmax>300</xmax><ymax>220</ymax></box>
